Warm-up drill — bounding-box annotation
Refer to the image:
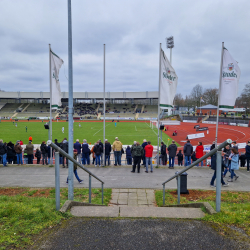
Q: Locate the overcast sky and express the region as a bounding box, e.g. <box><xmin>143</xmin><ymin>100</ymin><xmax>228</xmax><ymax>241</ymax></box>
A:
<box><xmin>0</xmin><ymin>0</ymin><xmax>249</xmax><ymax>97</ymax></box>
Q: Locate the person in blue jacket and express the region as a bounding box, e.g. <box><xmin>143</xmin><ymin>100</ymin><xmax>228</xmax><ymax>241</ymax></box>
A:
<box><xmin>74</xmin><ymin>139</ymin><xmax>82</xmax><ymax>164</ymax></box>
<box><xmin>228</xmin><ymin>148</ymin><xmax>239</xmax><ymax>182</ymax></box>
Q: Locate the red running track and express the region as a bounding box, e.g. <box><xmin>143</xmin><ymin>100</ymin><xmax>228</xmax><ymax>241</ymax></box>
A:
<box><xmin>163</xmin><ymin>122</ymin><xmax>250</xmax><ymax>150</ymax></box>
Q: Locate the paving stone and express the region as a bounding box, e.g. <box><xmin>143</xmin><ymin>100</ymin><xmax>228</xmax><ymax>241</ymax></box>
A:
<box><xmin>137</xmin><ymin>205</ymin><xmax>149</xmax><ymax>207</ymax></box>
<box><xmin>136</xmin><ymin>189</ymin><xmax>146</xmax><ymax>193</ymax></box>
<box><xmin>137</xmin><ymin>200</ymin><xmax>148</xmax><ymax>205</ymax></box>
<box><xmin>128</xmin><ymin>196</ymin><xmax>138</xmax><ymax>200</ymax></box>
<box><xmin>112</xmin><ymin>189</ymin><xmax>120</xmax><ymax>193</ymax></box>
<box><xmin>128</xmin><ymin>201</ymin><xmax>138</xmax><ymax>206</ymax></box>
<box><xmin>120</xmin><ymin>189</ymin><xmax>129</xmax><ymax>192</ymax></box>
<box><xmin>128</xmin><ymin>189</ymin><xmax>137</xmax><ymax>192</ymax></box>
<box><xmin>117</xmin><ymin>199</ymin><xmax>128</xmax><ymax>205</ymax></box>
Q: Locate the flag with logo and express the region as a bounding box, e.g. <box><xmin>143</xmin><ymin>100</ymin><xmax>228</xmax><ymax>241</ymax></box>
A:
<box><xmin>50</xmin><ymin>49</ymin><xmax>64</xmax><ymax>109</ymax></box>
<box><xmin>159</xmin><ymin>49</ymin><xmax>178</xmax><ymax>108</ymax></box>
<box><xmin>219</xmin><ymin>48</ymin><xmax>241</xmax><ymax>109</ymax></box>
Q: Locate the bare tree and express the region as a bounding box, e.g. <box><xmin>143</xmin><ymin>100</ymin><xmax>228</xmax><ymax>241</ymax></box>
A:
<box><xmin>173</xmin><ymin>93</ymin><xmax>185</xmax><ymax>107</ymax></box>
<box><xmin>190</xmin><ymin>84</ymin><xmax>203</xmax><ymax>108</ymax></box>
<box><xmin>202</xmin><ymin>88</ymin><xmax>218</xmax><ymax>106</ymax></box>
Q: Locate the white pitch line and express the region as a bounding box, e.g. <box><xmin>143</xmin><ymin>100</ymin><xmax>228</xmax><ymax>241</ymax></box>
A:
<box><xmin>135</xmin><ymin>126</ymin><xmax>137</xmax><ymax>131</ymax></box>
<box><xmin>145</xmin><ymin>122</ymin><xmax>167</xmax><ymax>145</ymax></box>
<box><xmin>93</xmin><ymin>124</ymin><xmax>110</xmax><ymax>136</ymax></box>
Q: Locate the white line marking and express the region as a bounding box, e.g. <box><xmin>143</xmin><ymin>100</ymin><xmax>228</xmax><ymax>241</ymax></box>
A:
<box><xmin>93</xmin><ymin>124</ymin><xmax>110</xmax><ymax>136</ymax></box>
<box><xmin>135</xmin><ymin>126</ymin><xmax>137</xmax><ymax>131</ymax></box>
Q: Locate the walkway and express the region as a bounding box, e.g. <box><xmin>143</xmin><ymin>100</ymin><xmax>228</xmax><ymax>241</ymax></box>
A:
<box><xmin>1</xmin><ymin>166</ymin><xmax>250</xmax><ymax>191</ymax></box>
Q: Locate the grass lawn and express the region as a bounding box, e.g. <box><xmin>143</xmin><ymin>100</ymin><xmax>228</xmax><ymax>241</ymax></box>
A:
<box><xmin>155</xmin><ymin>189</ymin><xmax>250</xmax><ymax>236</ymax></box>
<box><xmin>0</xmin><ymin>121</ymin><xmax>176</xmax><ymax>146</ymax></box>
<box><xmin>0</xmin><ymin>187</ymin><xmax>112</xmax><ymax>250</ymax></box>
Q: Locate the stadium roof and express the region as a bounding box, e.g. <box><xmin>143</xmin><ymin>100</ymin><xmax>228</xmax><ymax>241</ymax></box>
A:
<box><xmin>197</xmin><ymin>104</ymin><xmax>217</xmax><ymax>109</ymax></box>
<box><xmin>0</xmin><ymin>91</ymin><xmax>158</xmax><ymax>99</ymax></box>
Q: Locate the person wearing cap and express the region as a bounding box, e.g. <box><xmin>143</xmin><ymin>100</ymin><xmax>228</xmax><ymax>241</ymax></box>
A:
<box><xmin>14</xmin><ymin>140</ymin><xmax>23</xmax><ymax>165</ymax></box>
<box><xmin>141</xmin><ymin>139</ymin><xmax>148</xmax><ymax>166</ymax></box>
<box><xmin>105</xmin><ymin>139</ymin><xmax>111</xmax><ymax>166</ymax></box>
<box><xmin>28</xmin><ymin>135</ymin><xmax>32</xmax><ymax>142</ymax></box>
<box><xmin>112</xmin><ymin>137</ymin><xmax>123</xmax><ymax>166</ymax></box>
<box><xmin>82</xmin><ymin>139</ymin><xmax>90</xmax><ymax>165</ymax></box>
<box><xmin>74</xmin><ymin>139</ymin><xmax>82</xmax><ymax>164</ymax></box>
<box><xmin>66</xmin><ymin>149</ymin><xmax>83</xmax><ymax>184</ymax></box>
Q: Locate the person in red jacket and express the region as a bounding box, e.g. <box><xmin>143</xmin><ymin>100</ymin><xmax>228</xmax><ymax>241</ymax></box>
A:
<box><xmin>144</xmin><ymin>141</ymin><xmax>154</xmax><ymax>173</ymax></box>
<box><xmin>195</xmin><ymin>141</ymin><xmax>204</xmax><ymax>166</ymax></box>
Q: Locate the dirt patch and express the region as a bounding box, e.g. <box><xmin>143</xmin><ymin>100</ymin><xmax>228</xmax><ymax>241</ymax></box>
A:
<box><xmin>0</xmin><ymin>188</ymin><xmax>27</xmax><ymax>196</ymax></box>
<box><xmin>170</xmin><ymin>190</ymin><xmax>215</xmax><ymax>202</ymax></box>
<box><xmin>0</xmin><ymin>188</ymin><xmax>53</xmax><ymax>198</ymax></box>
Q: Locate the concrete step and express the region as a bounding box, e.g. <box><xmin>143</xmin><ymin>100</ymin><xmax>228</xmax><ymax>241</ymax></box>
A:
<box><xmin>71</xmin><ymin>206</ymin><xmax>205</xmax><ymax>218</ymax></box>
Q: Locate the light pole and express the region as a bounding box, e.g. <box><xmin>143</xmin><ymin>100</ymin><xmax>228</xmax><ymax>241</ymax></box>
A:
<box><xmin>166</xmin><ymin>36</ymin><xmax>174</xmax><ymax>65</ymax></box>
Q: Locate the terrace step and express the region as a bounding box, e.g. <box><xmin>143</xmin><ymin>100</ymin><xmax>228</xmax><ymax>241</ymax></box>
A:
<box><xmin>71</xmin><ymin>206</ymin><xmax>205</xmax><ymax>218</ymax></box>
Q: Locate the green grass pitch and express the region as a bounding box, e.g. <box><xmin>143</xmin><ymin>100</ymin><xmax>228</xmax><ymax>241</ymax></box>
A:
<box><xmin>0</xmin><ymin>121</ymin><xmax>175</xmax><ymax>146</ymax></box>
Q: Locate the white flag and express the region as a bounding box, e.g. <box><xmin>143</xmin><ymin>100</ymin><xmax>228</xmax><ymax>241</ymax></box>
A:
<box><xmin>219</xmin><ymin>48</ymin><xmax>241</xmax><ymax>109</ymax></box>
<box><xmin>50</xmin><ymin>49</ymin><xmax>64</xmax><ymax>109</ymax></box>
<box><xmin>159</xmin><ymin>49</ymin><xmax>178</xmax><ymax>108</ymax></box>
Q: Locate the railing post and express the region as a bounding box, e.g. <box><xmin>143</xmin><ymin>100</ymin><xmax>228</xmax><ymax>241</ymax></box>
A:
<box><xmin>216</xmin><ymin>151</ymin><xmax>222</xmax><ymax>212</ymax></box>
<box><xmin>177</xmin><ymin>175</ymin><xmax>180</xmax><ymax>205</ymax></box>
<box><xmin>163</xmin><ymin>184</ymin><xmax>165</xmax><ymax>206</ymax></box>
<box><xmin>101</xmin><ymin>183</ymin><xmax>104</xmax><ymax>205</ymax></box>
<box><xmin>55</xmin><ymin>151</ymin><xmax>60</xmax><ymax>211</ymax></box>
<box><xmin>89</xmin><ymin>174</ymin><xmax>91</xmax><ymax>203</ymax></box>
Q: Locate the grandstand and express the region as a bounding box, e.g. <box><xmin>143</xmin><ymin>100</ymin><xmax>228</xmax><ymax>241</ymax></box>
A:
<box><xmin>0</xmin><ymin>91</ymin><xmax>160</xmax><ymax>120</ymax></box>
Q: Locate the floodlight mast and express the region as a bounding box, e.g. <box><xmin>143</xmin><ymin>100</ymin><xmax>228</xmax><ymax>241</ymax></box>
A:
<box><xmin>166</xmin><ymin>36</ymin><xmax>174</xmax><ymax>65</ymax></box>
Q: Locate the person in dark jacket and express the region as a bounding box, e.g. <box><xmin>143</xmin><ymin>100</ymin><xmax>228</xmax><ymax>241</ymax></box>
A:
<box><xmin>0</xmin><ymin>140</ymin><xmax>7</xmax><ymax>166</ymax></box>
<box><xmin>141</xmin><ymin>139</ymin><xmax>148</xmax><ymax>165</ymax></box>
<box><xmin>98</xmin><ymin>140</ymin><xmax>104</xmax><ymax>165</ymax></box>
<box><xmin>239</xmin><ymin>153</ymin><xmax>246</xmax><ymax>167</ymax></box>
<box><xmin>245</xmin><ymin>141</ymin><xmax>250</xmax><ymax>172</ymax></box>
<box><xmin>74</xmin><ymin>139</ymin><xmax>82</xmax><ymax>163</ymax></box>
<box><xmin>222</xmin><ymin>145</ymin><xmax>231</xmax><ymax>177</ymax></box>
<box><xmin>131</xmin><ymin>142</ymin><xmax>144</xmax><ymax>173</ymax></box>
<box><xmin>191</xmin><ymin>151</ymin><xmax>197</xmax><ymax>164</ymax></box>
<box><xmin>40</xmin><ymin>141</ymin><xmax>48</xmax><ymax>165</ymax></box>
<box><xmin>66</xmin><ymin>149</ymin><xmax>83</xmax><ymax>184</ymax></box>
<box><xmin>183</xmin><ymin>140</ymin><xmax>193</xmax><ymax>166</ymax></box>
<box><xmin>160</xmin><ymin>142</ymin><xmax>167</xmax><ymax>165</ymax></box>
<box><xmin>82</xmin><ymin>139</ymin><xmax>90</xmax><ymax>165</ymax></box>
<box><xmin>126</xmin><ymin>146</ymin><xmax>132</xmax><ymax>165</ymax></box>
<box><xmin>210</xmin><ymin>153</ymin><xmax>229</xmax><ymax>187</ymax></box>
<box><xmin>167</xmin><ymin>140</ymin><xmax>177</xmax><ymax>168</ymax></box>
<box><xmin>7</xmin><ymin>141</ymin><xmax>15</xmax><ymax>164</ymax></box>
<box><xmin>105</xmin><ymin>139</ymin><xmax>111</xmax><ymax>166</ymax></box>
<box><xmin>35</xmin><ymin>148</ymin><xmax>41</xmax><ymax>164</ymax></box>
<box><xmin>177</xmin><ymin>150</ymin><xmax>183</xmax><ymax>166</ymax></box>
<box><xmin>14</xmin><ymin>140</ymin><xmax>23</xmax><ymax>165</ymax></box>
<box><xmin>93</xmin><ymin>141</ymin><xmax>102</xmax><ymax>167</ymax></box>
<box><xmin>62</xmin><ymin>138</ymin><xmax>68</xmax><ymax>168</ymax></box>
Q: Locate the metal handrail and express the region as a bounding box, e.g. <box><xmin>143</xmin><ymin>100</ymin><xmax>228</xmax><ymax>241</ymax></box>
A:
<box><xmin>48</xmin><ymin>141</ymin><xmax>104</xmax><ymax>183</ymax></box>
<box><xmin>162</xmin><ymin>139</ymin><xmax>232</xmax><ymax>209</ymax></box>
<box><xmin>48</xmin><ymin>141</ymin><xmax>104</xmax><ymax>210</ymax></box>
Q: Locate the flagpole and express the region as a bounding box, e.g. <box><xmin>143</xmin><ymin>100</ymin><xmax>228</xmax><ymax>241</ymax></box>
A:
<box><xmin>157</xmin><ymin>43</ymin><xmax>161</xmax><ymax>166</ymax></box>
<box><xmin>67</xmin><ymin>0</ymin><xmax>74</xmax><ymax>200</ymax></box>
<box><xmin>103</xmin><ymin>44</ymin><xmax>106</xmax><ymax>166</ymax></box>
<box><xmin>49</xmin><ymin>44</ymin><xmax>53</xmax><ymax>164</ymax></box>
<box><xmin>200</xmin><ymin>97</ymin><xmax>201</xmax><ymax>115</ymax></box>
<box><xmin>215</xmin><ymin>42</ymin><xmax>224</xmax><ymax>147</ymax></box>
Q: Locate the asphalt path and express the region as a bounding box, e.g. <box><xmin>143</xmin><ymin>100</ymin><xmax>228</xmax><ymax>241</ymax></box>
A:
<box><xmin>1</xmin><ymin>165</ymin><xmax>249</xmax><ymax>191</ymax></box>
<box><xmin>32</xmin><ymin>218</ymin><xmax>249</xmax><ymax>250</ymax></box>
